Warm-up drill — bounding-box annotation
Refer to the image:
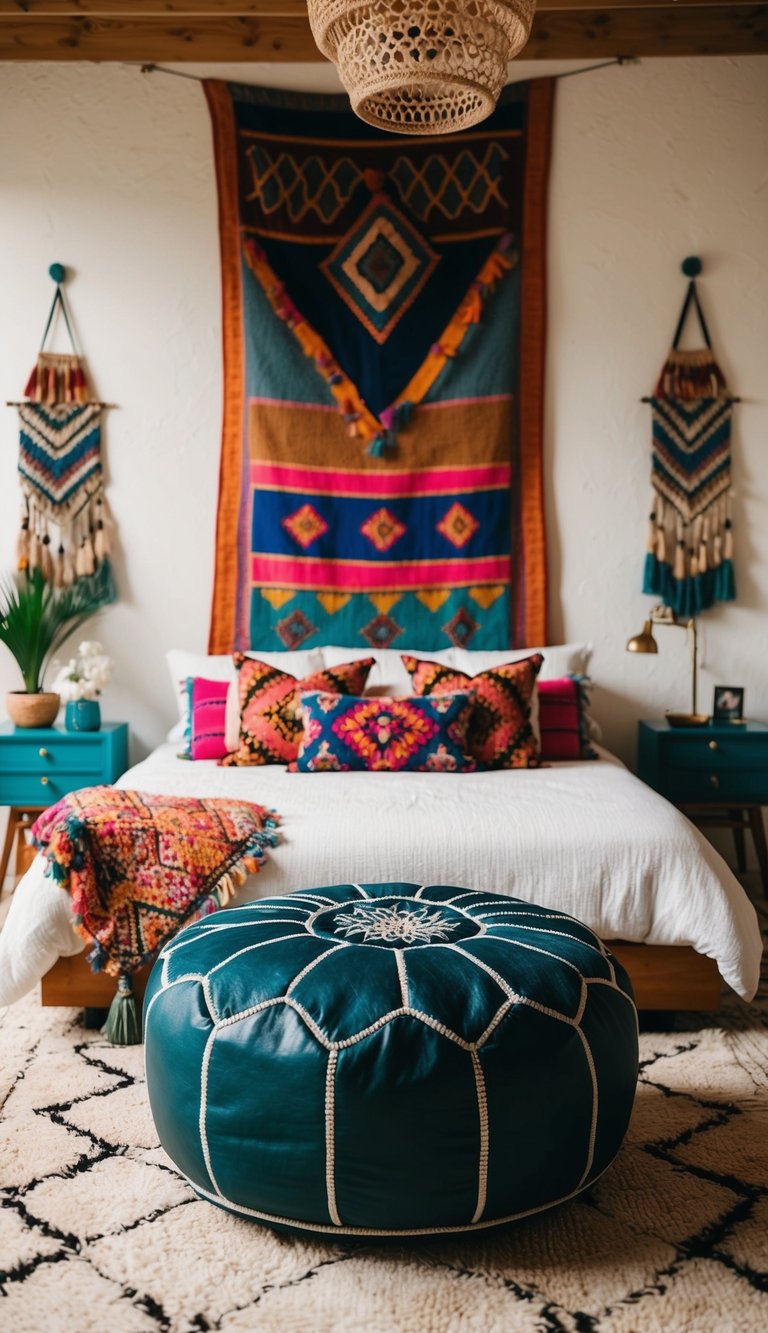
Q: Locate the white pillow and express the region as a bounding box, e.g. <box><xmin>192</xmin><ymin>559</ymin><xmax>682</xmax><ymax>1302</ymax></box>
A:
<box><xmin>165</xmin><ymin>647</ymin><xmax>325</xmax><ymax>742</ymax></box>
<box><xmin>451</xmin><ymin>642</ymin><xmax>591</xmax><ymax>680</ymax></box>
<box><xmin>320</xmin><ymin>645</ymin><xmax>456</xmax><ymax>698</ymax></box>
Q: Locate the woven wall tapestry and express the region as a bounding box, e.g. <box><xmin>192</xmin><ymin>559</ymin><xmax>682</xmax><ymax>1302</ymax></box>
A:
<box><xmin>14</xmin><ymin>265</ymin><xmax>116</xmax><ymax>599</ymax></box>
<box><xmin>205</xmin><ymin>79</ymin><xmax>553</xmax><ymax>654</ymax></box>
<box><xmin>643</xmin><ymin>261</ymin><xmax>736</xmax><ymax>616</ymax></box>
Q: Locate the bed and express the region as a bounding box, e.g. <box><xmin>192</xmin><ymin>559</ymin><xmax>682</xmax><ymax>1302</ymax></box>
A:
<box><xmin>0</xmin><ymin>739</ymin><xmax>761</xmax><ymax>1012</ymax></box>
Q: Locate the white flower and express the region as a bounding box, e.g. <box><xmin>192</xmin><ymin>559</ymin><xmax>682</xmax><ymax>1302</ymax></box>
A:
<box><xmin>51</xmin><ymin>644</ymin><xmax>112</xmax><ymax>700</ymax></box>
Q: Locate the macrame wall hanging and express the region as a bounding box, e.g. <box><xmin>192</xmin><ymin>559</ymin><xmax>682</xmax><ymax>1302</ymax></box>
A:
<box><xmin>642</xmin><ymin>256</ymin><xmax>737</xmax><ymax>617</ymax></box>
<box><xmin>12</xmin><ymin>264</ymin><xmax>115</xmax><ymax>596</ymax></box>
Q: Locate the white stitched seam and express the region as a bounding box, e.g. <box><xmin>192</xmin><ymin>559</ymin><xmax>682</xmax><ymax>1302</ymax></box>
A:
<box><xmin>205</xmin><ymin>933</ymin><xmax>307</xmax><ymax>980</ymax></box>
<box><xmin>470</xmin><ymin>1050</ymin><xmax>489</xmax><ymax>1225</ymax></box>
<box><xmin>215</xmin><ymin>995</ymin><xmax>285</xmax><ymax>1029</ymax></box>
<box><xmin>438</xmin><ymin>944</ymin><xmax>575</xmax><ymax>1028</ymax></box>
<box><xmin>475</xmin><ymin>999</ymin><xmax>513</xmax><ymax>1048</ymax></box>
<box><xmin>183</xmin><ymin>1161</ymin><xmax>617</xmax><ymax>1236</ymax></box>
<box><xmin>142</xmin><ymin>974</ymin><xmax>203</xmax><ymax>1031</ymax></box>
<box><xmin>445</xmin><ymin>890</ymin><xmax>490</xmax><ymax>905</ymax></box>
<box><xmin>201</xmin><ymin>975</ymin><xmax>219</xmax><ymax>1025</ymax></box>
<box><xmin>285</xmin><ymin>894</ymin><xmax>336</xmax><ymax>906</ymax></box>
<box><xmin>477</xmin><ymin>934</ymin><xmax>587</xmax><ymax>976</ymax></box>
<box><xmin>163</xmin><ymin>919</ymin><xmax>302</xmax><ymax>960</ymax></box>
<box><xmin>484</xmin><ymin>922</ymin><xmax>606</xmax><ymax>957</ymax></box>
<box><xmin>395</xmin><ymin>950</ymin><xmax>409</xmax><ymax>1008</ymax></box>
<box><xmin>413</xmin><ymin>884</ymin><xmax>429</xmax><ymax>899</ymax></box>
<box><xmin>199</xmin><ymin>1027</ymin><xmax>223</xmax><ymax>1198</ymax></box>
<box><xmin>573</xmin><ymin>980</ymin><xmax>587</xmax><ymax>1028</ymax></box>
<box><xmin>285</xmin><ymin>943</ymin><xmax>348</xmax><ymax>996</ymax></box>
<box><xmin>585</xmin><ymin>977</ymin><xmax>637</xmax><ymax>1006</ymax></box>
<box><xmin>349</xmin><ymin>883</ymin><xmax>372</xmax><ymax>898</ymax></box>
<box><xmin>325</xmin><ymin>1050</ymin><xmax>341</xmax><ymax>1226</ymax></box>
<box><xmin>575</xmin><ymin>1025</ymin><xmax>598</xmax><ymax>1189</ymax></box>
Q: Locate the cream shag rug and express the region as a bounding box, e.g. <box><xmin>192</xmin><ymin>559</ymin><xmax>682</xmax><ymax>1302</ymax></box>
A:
<box><xmin>1</xmin><ymin>897</ymin><xmax>766</xmax><ymax>1333</ymax></box>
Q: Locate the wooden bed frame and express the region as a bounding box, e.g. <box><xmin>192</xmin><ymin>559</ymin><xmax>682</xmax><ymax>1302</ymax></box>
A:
<box><xmin>40</xmin><ymin>941</ymin><xmax>722</xmax><ymax>1014</ymax></box>
<box><xmin>14</xmin><ymin>812</ymin><xmax>722</xmax><ymax>1014</ymax></box>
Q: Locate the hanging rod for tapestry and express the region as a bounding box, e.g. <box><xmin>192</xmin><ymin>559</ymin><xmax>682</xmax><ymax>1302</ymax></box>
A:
<box><xmin>129</xmin><ymin>56</ymin><xmax>638</xmax><ymax>86</ymax></box>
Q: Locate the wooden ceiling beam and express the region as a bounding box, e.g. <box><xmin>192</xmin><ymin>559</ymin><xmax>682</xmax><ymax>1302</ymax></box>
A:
<box><xmin>0</xmin><ymin>6</ymin><xmax>766</xmax><ymax>61</ymax></box>
<box><xmin>2</xmin><ymin>1</ymin><xmax>765</xmax><ymax>12</ymax></box>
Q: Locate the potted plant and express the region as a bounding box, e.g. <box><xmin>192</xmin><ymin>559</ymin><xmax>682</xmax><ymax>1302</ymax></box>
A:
<box><xmin>0</xmin><ymin>568</ymin><xmax>110</xmax><ymax>728</ymax></box>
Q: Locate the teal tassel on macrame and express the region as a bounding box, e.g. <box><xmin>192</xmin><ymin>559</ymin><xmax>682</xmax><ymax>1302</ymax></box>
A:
<box><xmin>102</xmin><ymin>974</ymin><xmax>141</xmax><ymax>1046</ymax></box>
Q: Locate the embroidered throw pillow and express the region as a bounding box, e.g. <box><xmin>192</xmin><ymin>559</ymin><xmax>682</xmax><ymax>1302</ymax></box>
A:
<box><xmin>181</xmin><ymin>677</ymin><xmax>230</xmax><ymax>762</ymax></box>
<box><xmin>291</xmin><ymin>691</ymin><xmax>477</xmax><ymax>773</ymax></box>
<box><xmin>402</xmin><ymin>652</ymin><xmax>543</xmax><ymax>769</ymax></box>
<box><xmin>538</xmin><ymin>676</ymin><xmax>597</xmax><ymax>761</ymax></box>
<box><xmin>221</xmin><ymin>654</ymin><xmax>375</xmax><ymax>767</ymax></box>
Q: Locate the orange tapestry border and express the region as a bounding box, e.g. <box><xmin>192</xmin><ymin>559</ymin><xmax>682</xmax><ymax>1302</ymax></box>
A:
<box><xmin>205</xmin><ymin>79</ymin><xmax>245</xmax><ymax>655</ymax></box>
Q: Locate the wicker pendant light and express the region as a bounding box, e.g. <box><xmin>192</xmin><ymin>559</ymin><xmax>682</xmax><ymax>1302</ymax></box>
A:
<box><xmin>308</xmin><ymin>0</ymin><xmax>537</xmax><ymax>135</ymax></box>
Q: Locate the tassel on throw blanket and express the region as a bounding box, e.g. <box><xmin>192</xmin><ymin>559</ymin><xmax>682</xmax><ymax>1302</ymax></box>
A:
<box><xmin>32</xmin><ymin>787</ymin><xmax>281</xmax><ymax>1044</ymax></box>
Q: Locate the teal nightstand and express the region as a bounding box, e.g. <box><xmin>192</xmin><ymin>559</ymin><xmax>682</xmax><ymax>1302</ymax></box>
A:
<box><xmin>0</xmin><ymin>721</ymin><xmax>129</xmax><ymax>885</ymax></box>
<box><xmin>638</xmin><ymin>719</ymin><xmax>768</xmax><ymax>892</ymax></box>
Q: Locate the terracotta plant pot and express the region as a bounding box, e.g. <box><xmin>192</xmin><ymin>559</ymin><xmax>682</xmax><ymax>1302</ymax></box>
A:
<box><xmin>5</xmin><ymin>691</ymin><xmax>60</xmax><ymax>729</ymax></box>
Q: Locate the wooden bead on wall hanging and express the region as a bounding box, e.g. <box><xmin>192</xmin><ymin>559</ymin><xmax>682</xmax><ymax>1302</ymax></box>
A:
<box><xmin>642</xmin><ymin>257</ymin><xmax>737</xmax><ymax>617</ymax></box>
<box><xmin>9</xmin><ymin>264</ymin><xmax>116</xmax><ymax>601</ymax></box>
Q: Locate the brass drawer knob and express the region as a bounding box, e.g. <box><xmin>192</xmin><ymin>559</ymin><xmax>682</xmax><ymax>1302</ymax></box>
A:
<box><xmin>40</xmin><ymin>775</ymin><xmax>49</xmax><ymax>786</ymax></box>
<box><xmin>39</xmin><ymin>747</ymin><xmax>49</xmax><ymax>758</ymax></box>
<box><xmin>709</xmin><ymin>774</ymin><xmax>719</xmax><ymax>789</ymax></box>
<box><xmin>708</xmin><ymin>740</ymin><xmax>718</xmax><ymax>752</ymax></box>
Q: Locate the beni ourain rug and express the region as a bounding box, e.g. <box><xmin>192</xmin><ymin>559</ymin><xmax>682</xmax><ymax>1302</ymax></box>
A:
<box><xmin>1</xmin><ymin>894</ymin><xmax>766</xmax><ymax>1333</ymax></box>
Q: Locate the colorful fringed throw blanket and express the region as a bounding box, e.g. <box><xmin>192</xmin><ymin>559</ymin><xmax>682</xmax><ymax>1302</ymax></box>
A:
<box><xmin>643</xmin><ymin>273</ymin><xmax>736</xmax><ymax>616</ymax></box>
<box><xmin>32</xmin><ymin>788</ymin><xmax>280</xmax><ymax>1042</ymax></box>
<box><xmin>205</xmin><ymin>79</ymin><xmax>553</xmax><ymax>654</ymax></box>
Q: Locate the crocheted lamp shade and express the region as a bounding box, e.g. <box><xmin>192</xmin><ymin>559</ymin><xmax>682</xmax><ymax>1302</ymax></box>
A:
<box><xmin>308</xmin><ymin>0</ymin><xmax>537</xmax><ymax>135</ymax></box>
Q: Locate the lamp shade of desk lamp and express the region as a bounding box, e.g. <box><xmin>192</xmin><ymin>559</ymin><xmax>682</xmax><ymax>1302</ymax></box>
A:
<box><xmin>626</xmin><ymin>614</ymin><xmax>709</xmax><ymax>727</ymax></box>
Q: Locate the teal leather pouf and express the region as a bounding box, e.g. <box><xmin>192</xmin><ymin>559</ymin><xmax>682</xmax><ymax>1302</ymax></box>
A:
<box><xmin>144</xmin><ymin>883</ymin><xmax>638</xmax><ymax>1238</ymax></box>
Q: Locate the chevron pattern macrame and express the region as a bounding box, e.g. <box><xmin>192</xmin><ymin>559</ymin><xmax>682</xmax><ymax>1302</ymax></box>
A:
<box><xmin>642</xmin><ymin>286</ymin><xmax>736</xmax><ymax>616</ymax></box>
<box><xmin>17</xmin><ymin>401</ymin><xmax>112</xmax><ymax>586</ymax></box>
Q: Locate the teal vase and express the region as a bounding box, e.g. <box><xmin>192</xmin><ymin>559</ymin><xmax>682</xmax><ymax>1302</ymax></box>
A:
<box><xmin>65</xmin><ymin>699</ymin><xmax>101</xmax><ymax>732</ymax></box>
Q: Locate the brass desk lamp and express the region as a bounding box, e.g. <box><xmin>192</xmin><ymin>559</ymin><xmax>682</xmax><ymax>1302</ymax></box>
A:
<box><xmin>626</xmin><ymin>608</ymin><xmax>709</xmax><ymax>726</ymax></box>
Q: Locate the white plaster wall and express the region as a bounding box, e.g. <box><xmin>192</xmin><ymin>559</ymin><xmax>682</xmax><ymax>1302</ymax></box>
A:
<box><xmin>0</xmin><ymin>57</ymin><xmax>766</xmax><ymax>769</ymax></box>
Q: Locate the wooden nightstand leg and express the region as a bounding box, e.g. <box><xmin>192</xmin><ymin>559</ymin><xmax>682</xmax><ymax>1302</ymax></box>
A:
<box><xmin>730</xmin><ymin>808</ymin><xmax>747</xmax><ymax>873</ymax></box>
<box><xmin>748</xmin><ymin>806</ymin><xmax>768</xmax><ymax>896</ymax></box>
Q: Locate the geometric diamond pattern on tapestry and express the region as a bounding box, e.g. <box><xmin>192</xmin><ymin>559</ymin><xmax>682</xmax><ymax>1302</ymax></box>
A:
<box><xmin>360</xmin><ymin>506</ymin><xmax>407</xmax><ymax>553</ymax></box>
<box><xmin>436</xmin><ymin>501</ymin><xmax>480</xmax><ymax>549</ymax></box>
<box><xmin>282</xmin><ymin>502</ymin><xmax>329</xmax><ymax>549</ymax></box>
<box><xmin>321</xmin><ymin>193</ymin><xmax>440</xmax><ymax>344</ymax></box>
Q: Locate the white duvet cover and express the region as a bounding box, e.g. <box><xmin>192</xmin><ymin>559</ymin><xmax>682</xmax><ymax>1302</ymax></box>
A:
<box><xmin>0</xmin><ymin>744</ymin><xmax>761</xmax><ymax>1005</ymax></box>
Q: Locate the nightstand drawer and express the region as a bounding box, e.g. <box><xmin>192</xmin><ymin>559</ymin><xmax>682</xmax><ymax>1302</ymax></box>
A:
<box><xmin>656</xmin><ymin>766</ymin><xmax>768</xmax><ymax>805</ymax></box>
<box><xmin>0</xmin><ymin>770</ymin><xmax>99</xmax><ymax>805</ymax></box>
<box><xmin>661</xmin><ymin>734</ymin><xmax>767</xmax><ymax>772</ymax></box>
<box><xmin>0</xmin><ymin>737</ymin><xmax>108</xmax><ymax>773</ymax></box>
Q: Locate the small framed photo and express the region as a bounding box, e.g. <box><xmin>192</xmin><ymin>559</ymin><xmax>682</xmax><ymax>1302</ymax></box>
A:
<box><xmin>712</xmin><ymin>686</ymin><xmax>744</xmax><ymax>722</ymax></box>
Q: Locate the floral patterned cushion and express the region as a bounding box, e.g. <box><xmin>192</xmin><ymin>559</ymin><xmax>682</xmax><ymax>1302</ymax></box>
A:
<box><xmin>402</xmin><ymin>653</ymin><xmax>543</xmax><ymax>769</ymax></box>
<box><xmin>291</xmin><ymin>690</ymin><xmax>477</xmax><ymax>773</ymax></box>
<box><xmin>221</xmin><ymin>654</ymin><xmax>374</xmax><ymax>767</ymax></box>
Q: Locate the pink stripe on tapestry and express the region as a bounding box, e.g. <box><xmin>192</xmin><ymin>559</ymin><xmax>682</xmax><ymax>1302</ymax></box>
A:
<box><xmin>251</xmin><ymin>553</ymin><xmax>509</xmax><ymax>591</ymax></box>
<box><xmin>251</xmin><ymin>461</ymin><xmax>511</xmax><ymax>498</ymax></box>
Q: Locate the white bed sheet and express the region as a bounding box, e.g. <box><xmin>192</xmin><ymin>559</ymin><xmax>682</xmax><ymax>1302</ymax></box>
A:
<box><xmin>0</xmin><ymin>744</ymin><xmax>761</xmax><ymax>1005</ymax></box>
